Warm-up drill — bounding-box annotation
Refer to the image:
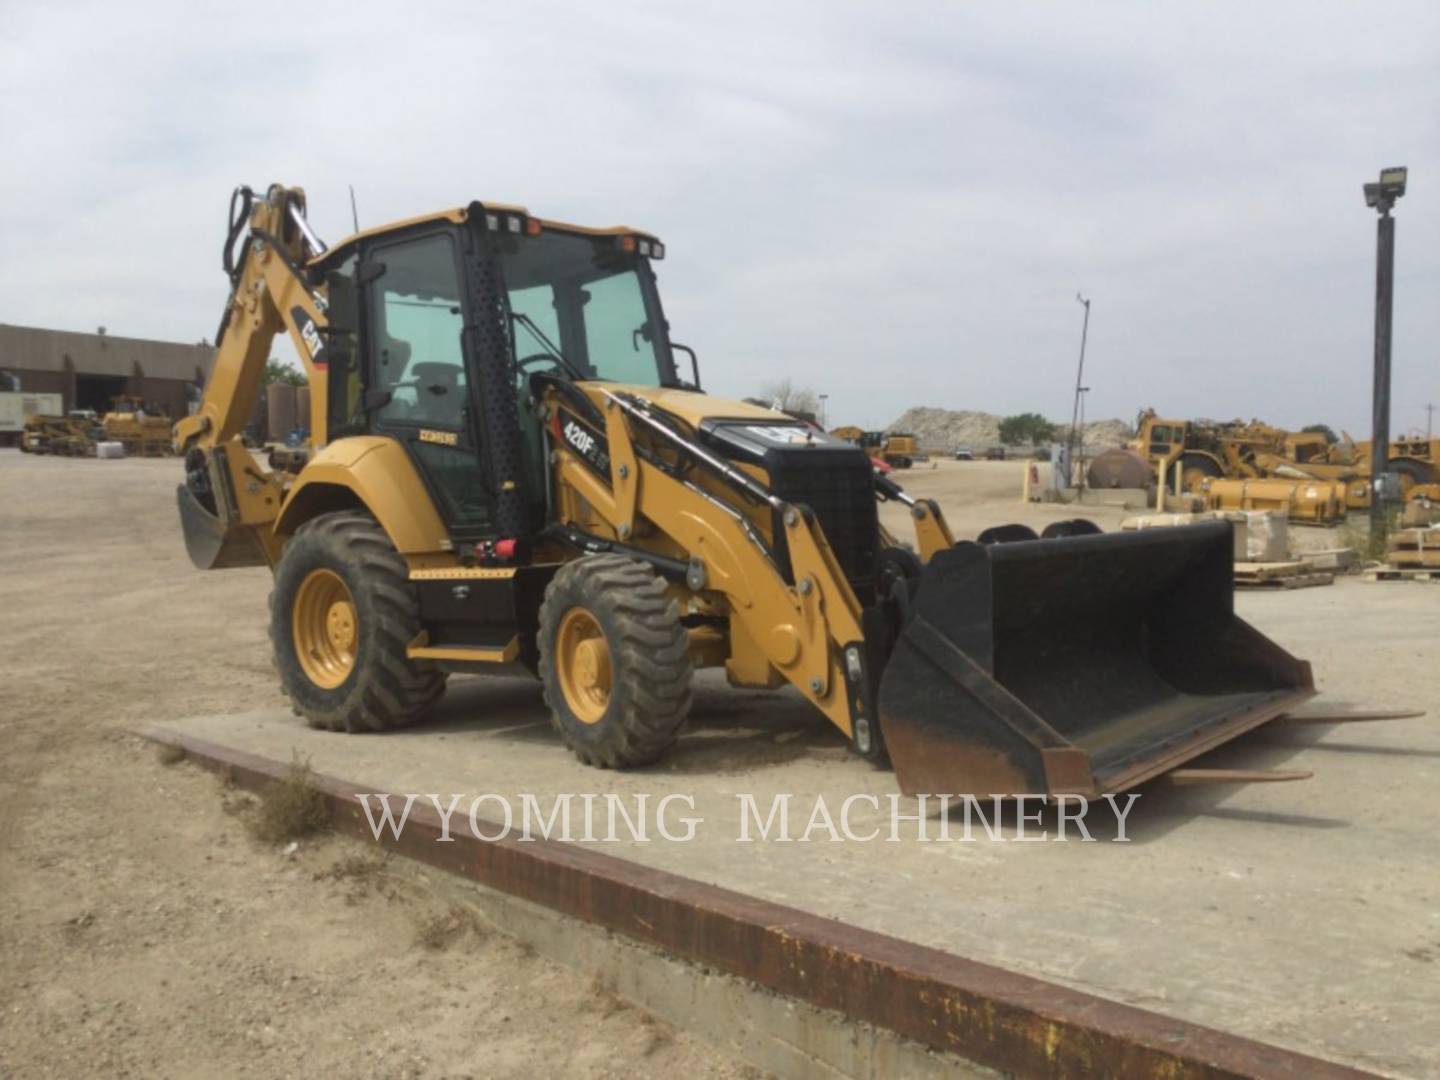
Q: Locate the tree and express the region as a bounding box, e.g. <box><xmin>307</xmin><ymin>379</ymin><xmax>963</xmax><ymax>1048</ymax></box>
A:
<box><xmin>998</xmin><ymin>412</ymin><xmax>1056</xmax><ymax>446</ymax></box>
<box><xmin>1302</xmin><ymin>423</ymin><xmax>1338</xmax><ymax>444</ymax></box>
<box><xmin>264</xmin><ymin>358</ymin><xmax>308</xmax><ymax>387</ymax></box>
<box><xmin>758</xmin><ymin>378</ymin><xmax>819</xmax><ymax>418</ymax></box>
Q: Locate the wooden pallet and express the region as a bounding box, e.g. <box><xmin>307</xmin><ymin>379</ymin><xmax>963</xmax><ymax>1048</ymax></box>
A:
<box><xmin>1233</xmin><ymin>562</ymin><xmax>1334</xmax><ymax>589</ymax></box>
<box><xmin>1387</xmin><ymin>551</ymin><xmax>1440</xmax><ymax>568</ymax></box>
<box><xmin>1363</xmin><ymin>567</ymin><xmax>1440</xmax><ymax>583</ymax></box>
<box><xmin>1387</xmin><ymin>528</ymin><xmax>1440</xmax><ymax>566</ymax></box>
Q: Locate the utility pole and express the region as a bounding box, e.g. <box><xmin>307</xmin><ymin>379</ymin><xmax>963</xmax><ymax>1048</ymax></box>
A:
<box><xmin>1426</xmin><ymin>403</ymin><xmax>1435</xmax><ymax>440</ymax></box>
<box><xmin>818</xmin><ymin>393</ymin><xmax>828</xmax><ymax>429</ymax></box>
<box><xmin>1068</xmin><ymin>294</ymin><xmax>1091</xmax><ymax>489</ymax></box>
<box><xmin>1363</xmin><ymin>167</ymin><xmax>1407</xmax><ymax>534</ymax></box>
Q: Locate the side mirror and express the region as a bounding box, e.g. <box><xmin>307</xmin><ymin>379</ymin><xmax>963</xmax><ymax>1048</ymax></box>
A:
<box><xmin>672</xmin><ymin>342</ymin><xmax>700</xmax><ymax>390</ymax></box>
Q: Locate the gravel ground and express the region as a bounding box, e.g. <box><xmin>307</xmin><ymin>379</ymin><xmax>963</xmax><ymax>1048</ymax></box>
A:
<box><xmin>0</xmin><ymin>451</ymin><xmax>763</xmax><ymax>1080</ymax></box>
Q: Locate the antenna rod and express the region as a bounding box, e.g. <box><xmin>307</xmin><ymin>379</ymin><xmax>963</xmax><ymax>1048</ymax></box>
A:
<box><xmin>349</xmin><ymin>185</ymin><xmax>360</xmax><ymax>233</ymax></box>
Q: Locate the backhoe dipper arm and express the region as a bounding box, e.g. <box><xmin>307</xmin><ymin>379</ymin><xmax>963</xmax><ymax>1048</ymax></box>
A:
<box><xmin>173</xmin><ymin>185</ymin><xmax>332</xmax><ymax>570</ymax></box>
<box><xmin>174</xmin><ymin>185</ymin><xmax>331</xmax><ymax>453</ymax></box>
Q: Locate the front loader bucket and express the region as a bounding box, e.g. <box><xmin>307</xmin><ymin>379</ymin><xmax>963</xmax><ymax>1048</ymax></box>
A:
<box><xmin>879</xmin><ymin>520</ymin><xmax>1314</xmax><ymax>797</ymax></box>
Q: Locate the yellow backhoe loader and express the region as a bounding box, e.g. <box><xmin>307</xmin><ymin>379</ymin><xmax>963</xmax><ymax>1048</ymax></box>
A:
<box><xmin>175</xmin><ymin>184</ymin><xmax>1326</xmax><ymax>798</ymax></box>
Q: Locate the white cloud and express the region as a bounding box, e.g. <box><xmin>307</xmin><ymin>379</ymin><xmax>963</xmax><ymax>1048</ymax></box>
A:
<box><xmin>1</xmin><ymin>0</ymin><xmax>1435</xmax><ymax>433</ymax></box>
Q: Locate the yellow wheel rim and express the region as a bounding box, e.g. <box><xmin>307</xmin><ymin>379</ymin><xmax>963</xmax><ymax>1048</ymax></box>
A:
<box><xmin>1182</xmin><ymin>466</ymin><xmax>1211</xmax><ymax>493</ymax></box>
<box><xmin>293</xmin><ymin>568</ymin><xmax>358</xmax><ymax>690</ymax></box>
<box><xmin>556</xmin><ymin>607</ymin><xmax>612</xmax><ymax>725</ymax></box>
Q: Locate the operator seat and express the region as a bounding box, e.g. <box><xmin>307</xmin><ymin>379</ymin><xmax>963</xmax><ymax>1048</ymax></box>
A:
<box><xmin>410</xmin><ymin>361</ymin><xmax>465</xmax><ymax>427</ymax></box>
<box><xmin>377</xmin><ymin>335</ymin><xmax>411</xmax><ymax>382</ymax></box>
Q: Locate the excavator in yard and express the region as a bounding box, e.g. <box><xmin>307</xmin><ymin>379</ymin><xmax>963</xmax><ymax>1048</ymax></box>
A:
<box><xmin>176</xmin><ymin>184</ymin><xmax>1354</xmax><ymax>799</ymax></box>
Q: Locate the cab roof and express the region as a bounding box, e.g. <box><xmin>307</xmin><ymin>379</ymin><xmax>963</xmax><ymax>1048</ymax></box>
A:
<box><xmin>310</xmin><ymin>203</ymin><xmax>661</xmax><ymax>267</ymax></box>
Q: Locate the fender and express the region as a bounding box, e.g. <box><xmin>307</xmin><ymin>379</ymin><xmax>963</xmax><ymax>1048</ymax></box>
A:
<box><xmin>275</xmin><ymin>436</ymin><xmax>450</xmax><ymax>554</ymax></box>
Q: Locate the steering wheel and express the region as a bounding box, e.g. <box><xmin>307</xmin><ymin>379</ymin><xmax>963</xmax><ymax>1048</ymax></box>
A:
<box><xmin>516</xmin><ymin>353</ymin><xmax>562</xmax><ymax>373</ymax></box>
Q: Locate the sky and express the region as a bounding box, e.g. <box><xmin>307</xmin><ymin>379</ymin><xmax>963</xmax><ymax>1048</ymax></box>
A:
<box><xmin>1</xmin><ymin>1</ymin><xmax>1436</xmax><ymax>435</ymax></box>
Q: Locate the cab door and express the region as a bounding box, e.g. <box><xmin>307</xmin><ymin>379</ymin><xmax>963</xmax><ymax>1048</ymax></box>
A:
<box><xmin>361</xmin><ymin>229</ymin><xmax>496</xmax><ymax>534</ymax></box>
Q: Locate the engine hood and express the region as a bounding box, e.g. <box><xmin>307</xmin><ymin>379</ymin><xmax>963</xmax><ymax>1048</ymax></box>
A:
<box><xmin>572</xmin><ymin>381</ymin><xmax>864</xmax><ymax>466</ymax></box>
<box><xmin>582</xmin><ymin>383</ymin><xmax>789</xmax><ymax>427</ymax></box>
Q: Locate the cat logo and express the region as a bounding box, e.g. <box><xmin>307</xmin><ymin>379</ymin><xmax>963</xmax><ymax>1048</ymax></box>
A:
<box><xmin>418</xmin><ymin>429</ymin><xmax>459</xmax><ymax>447</ymax></box>
<box><xmin>290</xmin><ymin>305</ymin><xmax>326</xmax><ymax>361</ymax></box>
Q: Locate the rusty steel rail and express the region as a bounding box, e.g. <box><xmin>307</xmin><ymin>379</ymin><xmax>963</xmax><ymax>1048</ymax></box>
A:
<box><xmin>144</xmin><ymin>726</ymin><xmax>1376</xmax><ymax>1080</ymax></box>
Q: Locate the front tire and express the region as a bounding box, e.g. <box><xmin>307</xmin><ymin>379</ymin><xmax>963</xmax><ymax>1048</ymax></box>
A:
<box><xmin>538</xmin><ymin>555</ymin><xmax>693</xmax><ymax>768</ymax></box>
<box><xmin>1180</xmin><ymin>453</ymin><xmax>1222</xmax><ymax>492</ymax></box>
<box><xmin>269</xmin><ymin>510</ymin><xmax>446</xmax><ymax>732</ymax></box>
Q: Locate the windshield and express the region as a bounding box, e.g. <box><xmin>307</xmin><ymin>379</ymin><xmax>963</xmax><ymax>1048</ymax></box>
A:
<box><xmin>498</xmin><ymin>229</ymin><xmax>676</xmax><ymax>387</ymax></box>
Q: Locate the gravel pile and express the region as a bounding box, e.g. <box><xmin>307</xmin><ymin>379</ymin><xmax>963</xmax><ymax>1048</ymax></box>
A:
<box><xmin>886</xmin><ymin>407</ymin><xmax>1131</xmax><ymax>451</ymax></box>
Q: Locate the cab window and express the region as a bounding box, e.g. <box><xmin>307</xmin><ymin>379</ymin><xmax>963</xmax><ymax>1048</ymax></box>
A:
<box><xmin>369</xmin><ymin>233</ymin><xmax>468</xmax><ymax>429</ymax></box>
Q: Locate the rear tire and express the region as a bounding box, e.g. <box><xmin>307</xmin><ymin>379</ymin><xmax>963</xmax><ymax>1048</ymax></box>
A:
<box><xmin>1180</xmin><ymin>453</ymin><xmax>1222</xmax><ymax>492</ymax></box>
<box><xmin>269</xmin><ymin>510</ymin><xmax>446</xmax><ymax>732</ymax></box>
<box><xmin>538</xmin><ymin>555</ymin><xmax>693</xmax><ymax>768</ymax></box>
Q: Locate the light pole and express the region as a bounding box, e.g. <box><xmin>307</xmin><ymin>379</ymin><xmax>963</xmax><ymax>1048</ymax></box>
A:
<box><xmin>1067</xmin><ymin>294</ymin><xmax>1091</xmax><ymax>488</ymax></box>
<box><xmin>1077</xmin><ymin>386</ymin><xmax>1091</xmax><ymax>492</ymax></box>
<box><xmin>1363</xmin><ymin>166</ymin><xmax>1407</xmax><ymax>533</ymax></box>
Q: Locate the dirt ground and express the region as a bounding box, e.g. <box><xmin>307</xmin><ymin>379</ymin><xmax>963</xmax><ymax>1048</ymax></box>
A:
<box><xmin>0</xmin><ymin>451</ymin><xmax>764</xmax><ymax>1079</ymax></box>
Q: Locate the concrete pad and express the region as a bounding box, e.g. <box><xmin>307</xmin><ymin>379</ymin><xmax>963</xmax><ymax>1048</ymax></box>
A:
<box><xmin>393</xmin><ymin>869</ymin><xmax>1001</xmax><ymax>1080</ymax></box>
<box><xmin>158</xmin><ymin>579</ymin><xmax>1439</xmax><ymax>1077</ymax></box>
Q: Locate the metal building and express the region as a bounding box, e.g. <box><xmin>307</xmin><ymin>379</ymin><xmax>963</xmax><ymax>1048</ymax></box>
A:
<box><xmin>0</xmin><ymin>323</ymin><xmax>212</xmax><ymax>419</ymax></box>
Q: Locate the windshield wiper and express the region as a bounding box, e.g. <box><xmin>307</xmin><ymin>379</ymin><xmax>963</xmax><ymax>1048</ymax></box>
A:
<box><xmin>510</xmin><ymin>312</ymin><xmax>588</xmax><ymax>382</ymax></box>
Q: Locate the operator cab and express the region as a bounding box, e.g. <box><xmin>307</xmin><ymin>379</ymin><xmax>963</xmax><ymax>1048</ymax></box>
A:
<box><xmin>315</xmin><ymin>206</ymin><xmax>690</xmax><ymax>544</ymax></box>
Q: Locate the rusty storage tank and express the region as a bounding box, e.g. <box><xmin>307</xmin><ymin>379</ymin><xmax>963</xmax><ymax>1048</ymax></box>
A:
<box><xmin>295</xmin><ymin>385</ymin><xmax>311</xmax><ymax>435</ymax></box>
<box><xmin>1088</xmin><ymin>447</ymin><xmax>1154</xmax><ymax>491</ymax></box>
<box><xmin>266</xmin><ymin>383</ymin><xmax>297</xmax><ymax>444</ymax></box>
<box><xmin>248</xmin><ymin>392</ymin><xmax>268</xmax><ymax>443</ymax></box>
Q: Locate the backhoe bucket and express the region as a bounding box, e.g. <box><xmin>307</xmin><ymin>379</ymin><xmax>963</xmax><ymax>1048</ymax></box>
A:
<box><xmin>176</xmin><ymin>483</ymin><xmax>269</xmax><ymax>570</ymax></box>
<box><xmin>878</xmin><ymin>520</ymin><xmax>1314</xmax><ymax>797</ymax></box>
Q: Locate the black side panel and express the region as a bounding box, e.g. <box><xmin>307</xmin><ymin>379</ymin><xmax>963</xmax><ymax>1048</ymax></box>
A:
<box><xmin>463</xmin><ymin>208</ymin><xmax>532</xmax><ymax>543</ymax></box>
<box><xmin>416</xmin><ymin>566</ymin><xmax>558</xmax><ymax>662</ymax></box>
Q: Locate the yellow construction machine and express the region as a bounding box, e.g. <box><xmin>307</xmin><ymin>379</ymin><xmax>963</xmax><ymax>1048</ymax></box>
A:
<box><xmin>22</xmin><ymin>410</ymin><xmax>100</xmax><ymax>456</ymax></box>
<box><xmin>175</xmin><ymin>184</ymin><xmax>1325</xmax><ymax>798</ymax></box>
<box><xmin>1133</xmin><ymin>410</ymin><xmax>1440</xmax><ymax>522</ymax></box>
<box><xmin>102</xmin><ymin>396</ymin><xmax>175</xmax><ymax>457</ymax></box>
<box><xmin>1264</xmin><ymin>432</ymin><xmax>1440</xmax><ymax>509</ymax></box>
<box><xmin>1131</xmin><ymin>411</ymin><xmax>1292</xmax><ymax>490</ymax></box>
<box><xmin>828</xmin><ymin>427</ymin><xmax>917</xmax><ymax>468</ymax></box>
<box><xmin>1133</xmin><ymin>410</ymin><xmax>1346</xmax><ymax>519</ymax></box>
<box><xmin>19</xmin><ymin>413</ymin><xmax>67</xmax><ymax>453</ymax></box>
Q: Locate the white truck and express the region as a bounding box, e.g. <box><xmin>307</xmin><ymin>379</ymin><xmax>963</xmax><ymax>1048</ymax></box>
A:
<box><xmin>0</xmin><ymin>391</ymin><xmax>63</xmax><ymax>447</ymax></box>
